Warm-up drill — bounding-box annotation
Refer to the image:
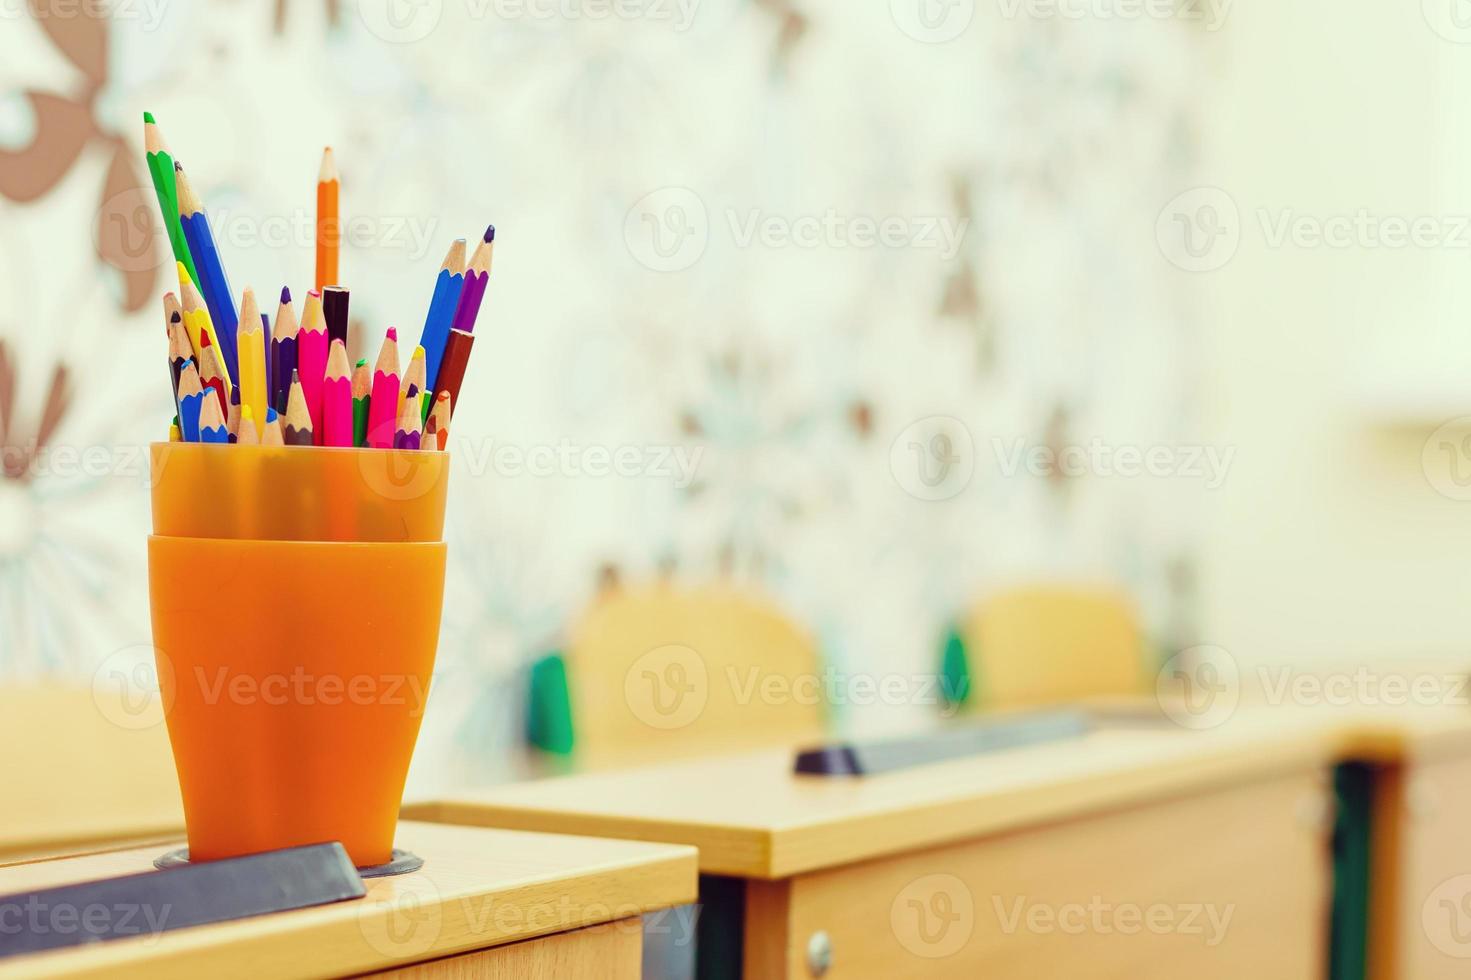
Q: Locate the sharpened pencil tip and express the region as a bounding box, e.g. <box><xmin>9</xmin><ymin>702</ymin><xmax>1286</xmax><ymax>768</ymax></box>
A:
<box><xmin>143</xmin><ymin>111</ymin><xmax>155</xmax><ymax>124</ymax></box>
<box><xmin>170</xmin><ymin>311</ymin><xmax>181</xmax><ymax>323</ymax></box>
<box><xmin>484</xmin><ymin>224</ymin><xmax>495</xmax><ymax>243</ymax></box>
<box><xmin>281</xmin><ymin>286</ymin><xmax>292</xmax><ymax>304</ymax></box>
<box><xmin>386</xmin><ymin>326</ymin><xmax>398</xmax><ymax>342</ymax></box>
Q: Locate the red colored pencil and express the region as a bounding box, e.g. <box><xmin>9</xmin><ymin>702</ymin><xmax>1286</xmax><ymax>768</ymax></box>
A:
<box><xmin>322</xmin><ymin>339</ymin><xmax>354</xmax><ymax>447</ymax></box>
<box><xmin>366</xmin><ymin>327</ymin><xmax>401</xmax><ymax>449</ymax></box>
<box><xmin>297</xmin><ymin>290</ymin><xmax>329</xmax><ymax>444</ymax></box>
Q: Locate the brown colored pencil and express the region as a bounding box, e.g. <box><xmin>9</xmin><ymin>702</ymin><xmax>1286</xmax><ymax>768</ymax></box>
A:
<box><xmin>433</xmin><ymin>329</ymin><xmax>474</xmax><ymax>425</ymax></box>
<box><xmin>283</xmin><ymin>369</ymin><xmax>314</xmax><ymax>446</ymax></box>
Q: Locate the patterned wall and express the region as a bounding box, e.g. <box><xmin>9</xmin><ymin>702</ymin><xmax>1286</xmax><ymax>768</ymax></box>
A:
<box><xmin>0</xmin><ymin>0</ymin><xmax>1209</xmax><ymax>791</ymax></box>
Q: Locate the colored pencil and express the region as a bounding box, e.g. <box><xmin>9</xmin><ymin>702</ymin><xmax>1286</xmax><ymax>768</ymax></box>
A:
<box><xmin>178</xmin><ymin>262</ymin><xmax>232</xmax><ymax>398</ymax></box>
<box><xmin>175</xmin><ymin>161</ymin><xmax>238</xmax><ymax>381</ymax></box>
<box><xmin>163</xmin><ymin>291</ymin><xmax>184</xmax><ymax>341</ymax></box>
<box><xmin>227</xmin><ymin>386</ymin><xmax>241</xmax><ymax>443</ymax></box>
<box><xmin>403</xmin><ymin>344</ymin><xmax>426</xmax><ymax>419</ymax></box>
<box><xmin>315</xmin><ymin>147</ymin><xmax>339</xmax><ymax>291</ymax></box>
<box><xmin>323</xmin><ymin>286</ymin><xmax>349</xmax><ymax>347</ymax></box>
<box><xmin>425</xmin><ymin>391</ymin><xmax>450</xmax><ymax>451</ymax></box>
<box><xmin>262</xmin><ymin>407</ymin><xmax>284</xmax><ymax>446</ymax></box>
<box><xmin>272</xmin><ymin>287</ymin><xmax>299</xmax><ymax>414</ymax></box>
<box><xmin>449</xmin><ymin>225</ymin><xmax>494</xmax><ymax>333</ymax></box>
<box><xmin>143</xmin><ymin>113</ymin><xmax>200</xmax><ymax>289</ymax></box>
<box><xmin>167</xmin><ymin>310</ymin><xmax>190</xmax><ymax>408</ymax></box>
<box><xmin>433</xmin><ymin>329</ymin><xmax>474</xmax><ymax>428</ymax></box>
<box><xmin>419</xmin><ymin>239</ymin><xmax>465</xmax><ymax>394</ymax></box>
<box><xmin>351</xmin><ymin>358</ymin><xmax>370</xmax><ymax>449</ymax></box>
<box><xmin>260</xmin><ymin>312</ymin><xmax>272</xmax><ymax>397</ymax></box>
<box><xmin>322</xmin><ymin>340</ymin><xmax>353</xmax><ymax>447</ymax></box>
<box><xmin>236</xmin><ymin>288</ymin><xmax>269</xmax><ymax>433</ymax></box>
<box><xmin>394</xmin><ymin>383</ymin><xmax>422</xmax><ymax>451</ymax></box>
<box><xmin>283</xmin><ymin>370</ymin><xmax>313</xmax><ymax>446</ymax></box>
<box><xmin>197</xmin><ymin>333</ymin><xmax>229</xmax><ymax>418</ymax></box>
<box><xmin>236</xmin><ymin>405</ymin><xmax>260</xmax><ymax>445</ymax></box>
<box><xmin>298</xmin><ymin>290</ymin><xmax>329</xmax><ymax>442</ymax></box>
<box><xmin>177</xmin><ymin>361</ymin><xmax>205</xmax><ymax>442</ymax></box>
<box><xmin>366</xmin><ymin>327</ymin><xmax>401</xmax><ymax>449</ymax></box>
<box><xmin>198</xmin><ymin>390</ymin><xmax>228</xmax><ymax>443</ymax></box>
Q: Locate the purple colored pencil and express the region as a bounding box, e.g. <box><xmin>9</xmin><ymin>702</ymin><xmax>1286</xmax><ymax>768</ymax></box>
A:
<box><xmin>448</xmin><ymin>224</ymin><xmax>493</xmax><ymax>333</ymax></box>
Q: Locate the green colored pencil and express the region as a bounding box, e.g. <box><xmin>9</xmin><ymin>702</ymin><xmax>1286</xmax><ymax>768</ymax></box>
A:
<box><xmin>351</xmin><ymin>357</ymin><xmax>370</xmax><ymax>448</ymax></box>
<box><xmin>144</xmin><ymin>112</ymin><xmax>201</xmax><ymax>289</ymax></box>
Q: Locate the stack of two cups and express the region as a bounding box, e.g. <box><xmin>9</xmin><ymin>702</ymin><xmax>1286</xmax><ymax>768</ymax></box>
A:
<box><xmin>147</xmin><ymin>443</ymin><xmax>449</xmax><ymax>868</ymax></box>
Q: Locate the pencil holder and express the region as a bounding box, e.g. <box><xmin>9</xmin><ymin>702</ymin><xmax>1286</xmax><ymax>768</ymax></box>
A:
<box><xmin>147</xmin><ymin>443</ymin><xmax>448</xmax><ymax>868</ymax></box>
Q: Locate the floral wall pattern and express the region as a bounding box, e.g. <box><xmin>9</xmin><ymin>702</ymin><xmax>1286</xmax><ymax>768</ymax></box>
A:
<box><xmin>0</xmin><ymin>0</ymin><xmax>1210</xmax><ymax>792</ymax></box>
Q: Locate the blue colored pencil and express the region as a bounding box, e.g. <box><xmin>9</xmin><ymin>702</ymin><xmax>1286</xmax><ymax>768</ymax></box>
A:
<box><xmin>419</xmin><ymin>239</ymin><xmax>466</xmax><ymax>393</ymax></box>
<box><xmin>175</xmin><ymin>162</ymin><xmax>239</xmax><ymax>383</ymax></box>
<box><xmin>177</xmin><ymin>360</ymin><xmax>206</xmax><ymax>442</ymax></box>
<box><xmin>198</xmin><ymin>389</ymin><xmax>228</xmax><ymax>443</ymax></box>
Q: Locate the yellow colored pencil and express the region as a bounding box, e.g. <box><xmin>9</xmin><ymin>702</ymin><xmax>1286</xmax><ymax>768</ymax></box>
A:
<box><xmin>236</xmin><ymin>288</ymin><xmax>269</xmax><ymax>433</ymax></box>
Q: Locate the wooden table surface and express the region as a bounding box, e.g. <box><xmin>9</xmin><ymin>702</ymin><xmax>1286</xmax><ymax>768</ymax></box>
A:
<box><xmin>410</xmin><ymin>708</ymin><xmax>1354</xmax><ymax>879</ymax></box>
<box><xmin>0</xmin><ymin>821</ymin><xmax>697</xmax><ymax>980</ymax></box>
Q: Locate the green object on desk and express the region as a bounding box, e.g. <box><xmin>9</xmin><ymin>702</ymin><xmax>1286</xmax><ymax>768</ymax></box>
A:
<box><xmin>527</xmin><ymin>652</ymin><xmax>575</xmax><ymax>755</ymax></box>
<box><xmin>939</xmin><ymin>622</ymin><xmax>974</xmax><ymax>711</ymax></box>
<box><xmin>1328</xmin><ymin>762</ymin><xmax>1374</xmax><ymax>980</ymax></box>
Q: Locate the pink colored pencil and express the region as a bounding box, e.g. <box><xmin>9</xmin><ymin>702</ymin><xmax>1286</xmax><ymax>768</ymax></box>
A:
<box><xmin>366</xmin><ymin>327</ymin><xmax>401</xmax><ymax>449</ymax></box>
<box><xmin>322</xmin><ymin>339</ymin><xmax>354</xmax><ymax>448</ymax></box>
<box><xmin>297</xmin><ymin>289</ymin><xmax>329</xmax><ymax>444</ymax></box>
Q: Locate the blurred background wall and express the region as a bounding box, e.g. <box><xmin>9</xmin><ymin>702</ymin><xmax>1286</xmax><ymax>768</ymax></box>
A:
<box><xmin>0</xmin><ymin>0</ymin><xmax>1462</xmax><ymax>795</ymax></box>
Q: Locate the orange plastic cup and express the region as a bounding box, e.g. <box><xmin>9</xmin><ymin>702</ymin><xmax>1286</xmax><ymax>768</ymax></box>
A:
<box><xmin>147</xmin><ymin>443</ymin><xmax>448</xmax><ymax>867</ymax></box>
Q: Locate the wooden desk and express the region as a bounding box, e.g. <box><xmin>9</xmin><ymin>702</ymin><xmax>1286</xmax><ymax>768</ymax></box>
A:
<box><xmin>0</xmin><ymin>821</ymin><xmax>697</xmax><ymax>979</ymax></box>
<box><xmin>1328</xmin><ymin>707</ymin><xmax>1471</xmax><ymax>980</ymax></box>
<box><xmin>410</xmin><ymin>714</ymin><xmax>1344</xmax><ymax>978</ymax></box>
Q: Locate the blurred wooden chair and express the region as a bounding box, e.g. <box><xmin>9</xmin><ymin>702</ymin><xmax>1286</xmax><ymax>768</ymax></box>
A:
<box><xmin>526</xmin><ymin>582</ymin><xmax>825</xmax><ymax>772</ymax></box>
<box><xmin>940</xmin><ymin>585</ymin><xmax>1151</xmax><ymax>713</ymax></box>
<box><xmin>0</xmin><ymin>684</ymin><xmax>182</xmax><ymax>863</ymax></box>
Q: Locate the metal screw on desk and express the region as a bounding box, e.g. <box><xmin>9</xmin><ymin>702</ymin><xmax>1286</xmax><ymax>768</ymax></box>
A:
<box><xmin>806</xmin><ymin>931</ymin><xmax>832</xmax><ymax>976</ymax></box>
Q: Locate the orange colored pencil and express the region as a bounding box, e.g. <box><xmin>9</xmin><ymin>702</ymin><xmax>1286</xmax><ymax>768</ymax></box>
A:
<box><xmin>316</xmin><ymin>147</ymin><xmax>339</xmax><ymax>291</ymax></box>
